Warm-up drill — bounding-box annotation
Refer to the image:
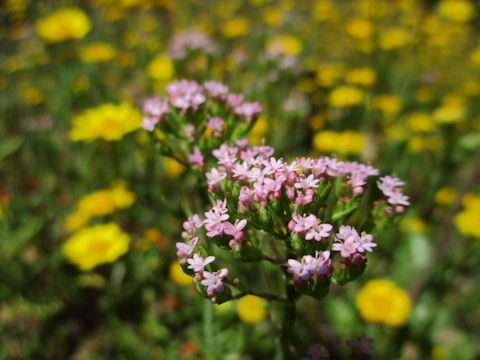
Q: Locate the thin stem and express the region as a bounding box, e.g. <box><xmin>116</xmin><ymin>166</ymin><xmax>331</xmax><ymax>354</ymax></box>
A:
<box><xmin>263</xmin><ymin>254</ymin><xmax>285</xmax><ymax>264</ymax></box>
<box><xmin>281</xmin><ymin>283</ymin><xmax>297</xmax><ymax>359</ymax></box>
<box><xmin>203</xmin><ymin>299</ymin><xmax>215</xmax><ymax>359</ymax></box>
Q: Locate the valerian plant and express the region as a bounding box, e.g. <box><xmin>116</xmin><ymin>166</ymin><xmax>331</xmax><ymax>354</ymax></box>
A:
<box><xmin>142</xmin><ymin>79</ymin><xmax>409</xmax><ymax>359</ymax></box>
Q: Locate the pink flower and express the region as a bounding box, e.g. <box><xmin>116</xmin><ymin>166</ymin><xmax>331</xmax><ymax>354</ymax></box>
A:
<box><xmin>187</xmin><ymin>253</ymin><xmax>215</xmax><ymax>273</ymax></box>
<box><xmin>188</xmin><ymin>147</ymin><xmax>204</xmax><ymax>168</ymax></box>
<box><xmin>176</xmin><ymin>237</ymin><xmax>199</xmax><ymax>258</ymax></box>
<box><xmin>287</xmin><ymin>259</ymin><xmax>310</xmax><ymax>282</ymax></box>
<box><xmin>305</xmin><ymin>222</ymin><xmax>333</xmax><ymax>242</ymax></box>
<box><xmin>224</xmin><ymin>219</ymin><xmax>247</xmax><ymax>241</ymax></box>
<box><xmin>141</xmin><ymin>116</ymin><xmax>158</xmax><ymax>131</ymax></box>
<box><xmin>204</xmin><ymin>81</ymin><xmax>229</xmax><ymax>98</ymax></box>
<box><xmin>303</xmin><ymin>251</ymin><xmax>332</xmax><ymax>276</ymax></box>
<box><xmin>143</xmin><ymin>95</ymin><xmax>169</xmax><ymax>117</ymax></box>
<box><xmin>357</xmin><ymin>234</ymin><xmax>377</xmax><ymax>253</ymax></box>
<box><xmin>181</xmin><ymin>215</ymin><xmax>203</xmax><ymax>239</ymax></box>
<box><xmin>204</xmin><ymin>200</ymin><xmax>230</xmax><ymax>237</ymax></box>
<box><xmin>295</xmin><ymin>174</ymin><xmax>320</xmax><ymax>190</ymax></box>
<box><xmin>206</xmin><ymin>117</ymin><xmax>224</xmax><ymax>137</ymax></box>
<box><xmin>206</xmin><ymin>168</ymin><xmax>227</xmax><ymax>190</ymax></box>
<box><xmin>227</xmin><ymin>94</ymin><xmax>244</xmax><ymax>107</ymax></box>
<box><xmin>288</xmin><ymin>213</ymin><xmax>317</xmax><ymax>234</ymax></box>
<box><xmin>234</xmin><ymin>102</ymin><xmax>262</xmax><ymax>121</ymax></box>
<box><xmin>201</xmin><ymin>268</ymin><xmax>228</xmax><ymax>295</ymax></box>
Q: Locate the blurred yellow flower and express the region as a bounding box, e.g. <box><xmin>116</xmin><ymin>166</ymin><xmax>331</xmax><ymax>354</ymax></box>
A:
<box><xmin>435</xmin><ymin>187</ymin><xmax>457</xmax><ymax>206</ymax></box>
<box><xmin>221</xmin><ymin>17</ymin><xmax>249</xmax><ymax>38</ymax></box>
<box><xmin>313</xmin><ymin>0</ymin><xmax>335</xmax><ymax>22</ymax></box>
<box><xmin>373</xmin><ymin>95</ymin><xmax>403</xmax><ymax>115</ymax></box>
<box><xmin>35</xmin><ymin>8</ymin><xmax>91</xmax><ymax>43</ymax></box>
<box><xmin>316</xmin><ymin>63</ymin><xmax>344</xmax><ymax>87</ymax></box>
<box><xmin>407</xmin><ymin>135</ymin><xmax>445</xmax><ymax>153</ymax></box>
<box><xmin>170</xmin><ymin>261</ymin><xmax>192</xmax><ymax>286</ymax></box>
<box><xmin>79</xmin><ymin>42</ymin><xmax>117</xmax><ymax>63</ymax></box>
<box><xmin>262</xmin><ymin>7</ymin><xmax>282</xmax><ymax>26</ymax></box>
<box><xmin>356</xmin><ymin>279</ymin><xmax>411</xmax><ymax>326</ymax></box>
<box><xmin>236</xmin><ymin>295</ymin><xmax>267</xmax><ymax>323</ymax></box>
<box><xmin>454</xmin><ymin>193</ymin><xmax>480</xmax><ymax>238</ymax></box>
<box><xmin>329</xmin><ymin>86</ymin><xmax>363</xmax><ymax>107</ymax></box>
<box><xmin>470</xmin><ymin>47</ymin><xmax>480</xmax><ymax>65</ymax></box>
<box><xmin>380</xmin><ymin>27</ymin><xmax>412</xmax><ymax>50</ymax></box>
<box><xmin>69</xmin><ymin>103</ymin><xmax>142</xmax><ymax>142</ymax></box>
<box><xmin>147</xmin><ymin>55</ymin><xmax>174</xmax><ymax>81</ymax></box>
<box><xmin>405</xmin><ymin>113</ymin><xmax>436</xmax><ymax>133</ymax></box>
<box><xmin>345</xmin><ymin>68</ymin><xmax>377</xmax><ymax>87</ymax></box>
<box><xmin>165</xmin><ymin>157</ymin><xmax>186</xmax><ymax>177</ymax></box>
<box><xmin>20</xmin><ymin>86</ymin><xmax>44</xmax><ymax>105</ymax></box>
<box><xmin>65</xmin><ymin>183</ymin><xmax>135</xmax><ymax>232</ymax></box>
<box><xmin>268</xmin><ymin>36</ymin><xmax>302</xmax><ymax>56</ymax></box>
<box><xmin>63</xmin><ymin>223</ymin><xmax>130</xmax><ymax>271</ymax></box>
<box><xmin>64</xmin><ymin>212</ymin><xmax>90</xmax><ymax>232</ymax></box>
<box><xmin>437</xmin><ymin>0</ymin><xmax>475</xmax><ymax>22</ymax></box>
<box><xmin>248</xmin><ymin>117</ymin><xmax>269</xmax><ymax>145</ymax></box>
<box><xmin>401</xmin><ymin>217</ymin><xmax>428</xmax><ymax>234</ymax></box>
<box><xmin>313</xmin><ymin>130</ymin><xmax>365</xmax><ymax>155</ymax></box>
<box><xmin>434</xmin><ymin>95</ymin><xmax>466</xmax><ymax>124</ymax></box>
<box><xmin>346</xmin><ymin>18</ymin><xmax>374</xmax><ymax>40</ymax></box>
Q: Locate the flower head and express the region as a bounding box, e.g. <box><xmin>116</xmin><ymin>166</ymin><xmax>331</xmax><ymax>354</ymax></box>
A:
<box><xmin>36</xmin><ymin>8</ymin><xmax>91</xmax><ymax>43</ymax></box>
<box><xmin>63</xmin><ymin>223</ymin><xmax>130</xmax><ymax>271</ymax></box>
<box><xmin>69</xmin><ymin>103</ymin><xmax>141</xmax><ymax>142</ymax></box>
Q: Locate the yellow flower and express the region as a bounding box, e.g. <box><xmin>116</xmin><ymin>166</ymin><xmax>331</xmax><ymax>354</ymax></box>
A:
<box><xmin>110</xmin><ymin>181</ymin><xmax>136</xmax><ymax>209</ymax></box>
<box><xmin>147</xmin><ymin>55</ymin><xmax>174</xmax><ymax>81</ymax></box>
<box><xmin>262</xmin><ymin>7</ymin><xmax>282</xmax><ymax>25</ymax></box>
<box><xmin>248</xmin><ymin>117</ymin><xmax>269</xmax><ymax>145</ymax></box>
<box><xmin>69</xmin><ymin>103</ymin><xmax>142</xmax><ymax>142</ymax></box>
<box><xmin>221</xmin><ymin>17</ymin><xmax>249</xmax><ymax>38</ymax></box>
<box><xmin>165</xmin><ymin>157</ymin><xmax>186</xmax><ymax>177</ymax></box>
<box><xmin>316</xmin><ymin>63</ymin><xmax>344</xmax><ymax>87</ymax></box>
<box><xmin>356</xmin><ymin>279</ymin><xmax>411</xmax><ymax>326</ymax></box>
<box><xmin>65</xmin><ymin>183</ymin><xmax>135</xmax><ymax>231</ymax></box>
<box><xmin>454</xmin><ymin>194</ymin><xmax>480</xmax><ymax>238</ymax></box>
<box><xmin>380</xmin><ymin>27</ymin><xmax>412</xmax><ymax>50</ymax></box>
<box><xmin>79</xmin><ymin>42</ymin><xmax>117</xmax><ymax>63</ymax></box>
<box><xmin>20</xmin><ymin>86</ymin><xmax>44</xmax><ymax>105</ymax></box>
<box><xmin>345</xmin><ymin>68</ymin><xmax>377</xmax><ymax>87</ymax></box>
<box><xmin>437</xmin><ymin>0</ymin><xmax>475</xmax><ymax>22</ymax></box>
<box><xmin>346</xmin><ymin>18</ymin><xmax>374</xmax><ymax>40</ymax></box>
<box><xmin>236</xmin><ymin>295</ymin><xmax>267</xmax><ymax>323</ymax></box>
<box><xmin>63</xmin><ymin>223</ymin><xmax>130</xmax><ymax>271</ymax></box>
<box><xmin>433</xmin><ymin>95</ymin><xmax>466</xmax><ymax>124</ymax></box>
<box><xmin>77</xmin><ymin>190</ymin><xmax>115</xmax><ymax>217</ymax></box>
<box><xmin>64</xmin><ymin>212</ymin><xmax>90</xmax><ymax>232</ymax></box>
<box><xmin>435</xmin><ymin>187</ymin><xmax>457</xmax><ymax>206</ymax></box>
<box><xmin>313</xmin><ymin>131</ymin><xmax>365</xmax><ymax>155</ymax></box>
<box><xmin>268</xmin><ymin>36</ymin><xmax>302</xmax><ymax>56</ymax></box>
<box><xmin>313</xmin><ymin>0</ymin><xmax>335</xmax><ymax>22</ymax></box>
<box><xmin>170</xmin><ymin>261</ymin><xmax>192</xmax><ymax>286</ymax></box>
<box><xmin>405</xmin><ymin>113</ymin><xmax>436</xmax><ymax>133</ymax></box>
<box><xmin>329</xmin><ymin>86</ymin><xmax>363</xmax><ymax>107</ymax></box>
<box><xmin>35</xmin><ymin>8</ymin><xmax>91</xmax><ymax>43</ymax></box>
<box><xmin>373</xmin><ymin>95</ymin><xmax>403</xmax><ymax>115</ymax></box>
<box><xmin>401</xmin><ymin>217</ymin><xmax>428</xmax><ymax>234</ymax></box>
<box><xmin>470</xmin><ymin>47</ymin><xmax>480</xmax><ymax>65</ymax></box>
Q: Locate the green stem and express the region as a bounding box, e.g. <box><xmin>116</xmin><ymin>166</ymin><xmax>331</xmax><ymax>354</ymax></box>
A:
<box><xmin>203</xmin><ymin>299</ymin><xmax>215</xmax><ymax>359</ymax></box>
<box><xmin>281</xmin><ymin>284</ymin><xmax>297</xmax><ymax>360</ymax></box>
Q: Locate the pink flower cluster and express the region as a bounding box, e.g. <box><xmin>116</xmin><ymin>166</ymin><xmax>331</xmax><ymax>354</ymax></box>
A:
<box><xmin>331</xmin><ymin>226</ymin><xmax>376</xmax><ymax>258</ymax></box>
<box><xmin>176</xmin><ymin>213</ymin><xmax>230</xmax><ymax>297</ymax></box>
<box><xmin>287</xmin><ymin>251</ymin><xmax>332</xmax><ymax>283</ymax></box>
<box><xmin>206</xmin><ymin>143</ymin><xmax>381</xmax><ymax>211</ymax></box>
<box><xmin>377</xmin><ymin>175</ymin><xmax>410</xmax><ymax>212</ymax></box>
<box><xmin>288</xmin><ymin>213</ymin><xmax>333</xmax><ymax>241</ymax></box>
<box><xmin>168</xmin><ymin>31</ymin><xmax>219</xmax><ymax>59</ymax></box>
<box><xmin>141</xmin><ymin>79</ymin><xmax>262</xmax><ymax>132</ymax></box>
